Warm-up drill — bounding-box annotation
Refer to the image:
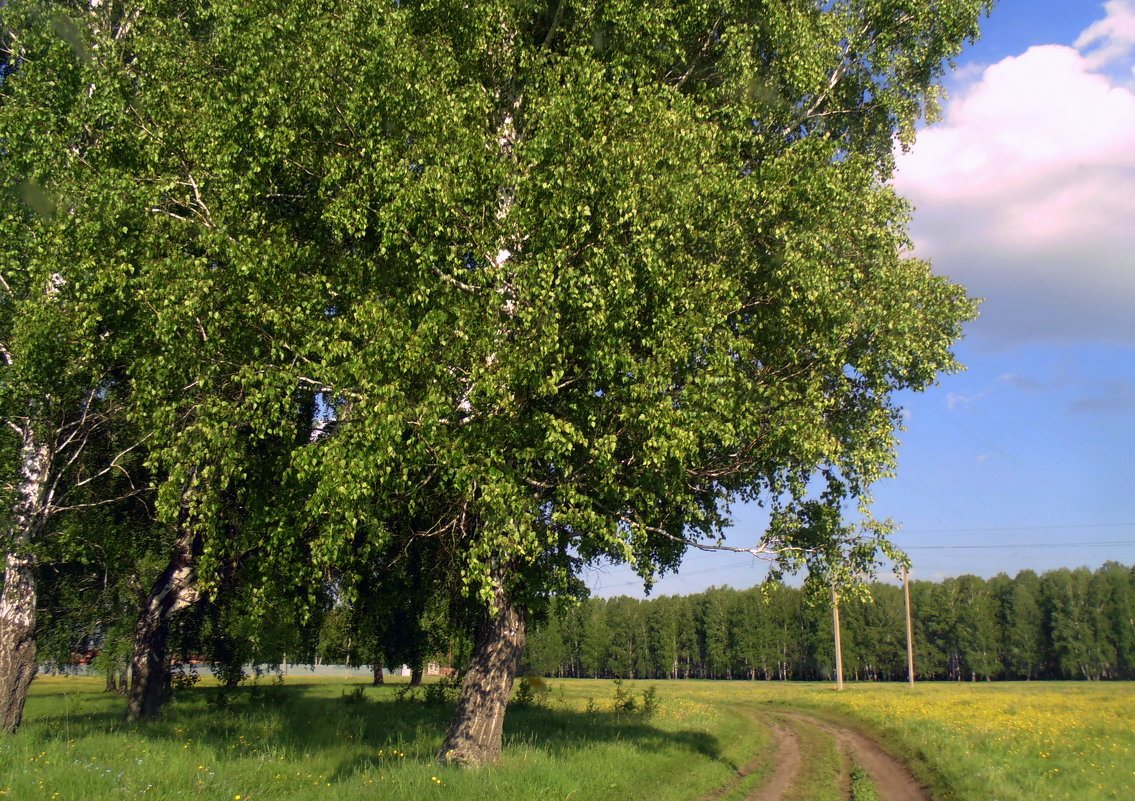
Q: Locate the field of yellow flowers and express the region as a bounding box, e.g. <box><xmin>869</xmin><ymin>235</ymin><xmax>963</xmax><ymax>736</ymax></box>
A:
<box><xmin>678</xmin><ymin>680</ymin><xmax>1135</xmax><ymax>801</ymax></box>
<box><xmin>1</xmin><ymin>675</ymin><xmax>1130</xmax><ymax>800</ymax></box>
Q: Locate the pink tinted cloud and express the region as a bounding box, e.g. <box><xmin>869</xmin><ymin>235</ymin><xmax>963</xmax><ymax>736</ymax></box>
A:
<box><xmin>1076</xmin><ymin>0</ymin><xmax>1135</xmax><ymax>72</ymax></box>
<box><xmin>896</xmin><ymin>46</ymin><xmax>1135</xmax><ymax>200</ymax></box>
<box><xmin>892</xmin><ymin>40</ymin><xmax>1135</xmax><ymax>345</ymax></box>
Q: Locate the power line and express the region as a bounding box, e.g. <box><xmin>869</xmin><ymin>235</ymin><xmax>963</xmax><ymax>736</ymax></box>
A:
<box><xmin>906</xmin><ymin>540</ymin><xmax>1135</xmax><ymax>550</ymax></box>
<box><xmin>895</xmin><ymin>522</ymin><xmax>1134</xmax><ymax>535</ymax></box>
<box><xmin>584</xmin><ymin>525</ymin><xmax>1135</xmax><ymax>592</ymax></box>
<box><xmin>584</xmin><ymin>539</ymin><xmax>1135</xmax><ymax>591</ymax></box>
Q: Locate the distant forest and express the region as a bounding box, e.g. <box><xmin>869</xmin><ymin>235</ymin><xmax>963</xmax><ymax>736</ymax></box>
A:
<box><xmin>522</xmin><ymin>563</ymin><xmax>1135</xmax><ymax>682</ymax></box>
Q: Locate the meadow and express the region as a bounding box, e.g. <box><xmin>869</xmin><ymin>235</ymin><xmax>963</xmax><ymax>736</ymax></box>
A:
<box><xmin>1</xmin><ymin>675</ymin><xmax>1130</xmax><ymax>800</ymax></box>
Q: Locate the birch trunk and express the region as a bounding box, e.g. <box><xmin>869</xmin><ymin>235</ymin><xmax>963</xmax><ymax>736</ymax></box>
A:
<box><xmin>124</xmin><ymin>525</ymin><xmax>200</xmax><ymax>721</ymax></box>
<box><xmin>436</xmin><ymin>593</ymin><xmax>526</xmax><ymax>766</ymax></box>
<box><xmin>0</xmin><ymin>430</ymin><xmax>50</xmax><ymax>734</ymax></box>
<box><xmin>437</xmin><ymin>19</ymin><xmax>527</xmax><ymax>767</ymax></box>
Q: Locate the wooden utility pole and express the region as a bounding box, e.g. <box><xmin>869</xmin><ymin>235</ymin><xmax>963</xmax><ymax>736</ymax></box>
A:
<box><xmin>831</xmin><ymin>583</ymin><xmax>844</xmax><ymax>692</ymax></box>
<box><xmin>903</xmin><ymin>566</ymin><xmax>915</xmax><ymax>687</ymax></box>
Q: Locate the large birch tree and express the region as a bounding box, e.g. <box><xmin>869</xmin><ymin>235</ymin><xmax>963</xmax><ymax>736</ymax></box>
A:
<box><xmin>2</xmin><ymin>0</ymin><xmax>992</xmax><ymax>759</ymax></box>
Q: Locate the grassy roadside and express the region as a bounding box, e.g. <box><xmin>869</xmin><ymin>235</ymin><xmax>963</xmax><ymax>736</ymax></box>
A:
<box><xmin>3</xmin><ymin>677</ymin><xmax>1131</xmax><ymax>801</ymax></box>
<box><xmin>0</xmin><ymin>675</ymin><xmax>767</xmax><ymax>801</ymax></box>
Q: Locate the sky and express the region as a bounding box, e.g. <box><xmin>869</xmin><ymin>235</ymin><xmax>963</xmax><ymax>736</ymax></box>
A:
<box><xmin>586</xmin><ymin>0</ymin><xmax>1135</xmax><ymax>598</ymax></box>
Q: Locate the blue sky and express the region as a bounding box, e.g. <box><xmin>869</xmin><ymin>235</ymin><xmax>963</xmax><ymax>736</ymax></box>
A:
<box><xmin>587</xmin><ymin>0</ymin><xmax>1135</xmax><ymax>597</ymax></box>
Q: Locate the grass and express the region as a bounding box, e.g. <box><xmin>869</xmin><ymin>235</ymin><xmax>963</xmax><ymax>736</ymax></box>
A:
<box><xmin>780</xmin><ymin>714</ymin><xmax>842</xmax><ymax>801</ymax></box>
<box><xmin>0</xmin><ymin>675</ymin><xmax>762</xmax><ymax>801</ymax></box>
<box><xmin>2</xmin><ymin>676</ymin><xmax>1132</xmax><ymax>800</ymax></box>
<box><xmin>849</xmin><ymin>765</ymin><xmax>883</xmax><ymax>801</ymax></box>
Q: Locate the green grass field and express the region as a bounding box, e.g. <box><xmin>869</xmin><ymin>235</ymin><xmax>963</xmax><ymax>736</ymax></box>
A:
<box><xmin>1</xmin><ymin>675</ymin><xmax>1131</xmax><ymax>800</ymax></box>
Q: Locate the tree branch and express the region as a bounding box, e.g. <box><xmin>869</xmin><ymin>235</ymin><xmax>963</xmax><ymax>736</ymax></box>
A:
<box><xmin>779</xmin><ymin>18</ymin><xmax>878</xmax><ymax>138</ymax></box>
<box><xmin>675</xmin><ymin>17</ymin><xmax>725</xmax><ymax>90</ymax></box>
<box><xmin>619</xmin><ymin>516</ymin><xmax>819</xmax><ymax>562</ymax></box>
<box><xmin>72</xmin><ymin>431</ymin><xmax>152</xmax><ymax>489</ymax></box>
<box><xmin>431</xmin><ymin>264</ymin><xmax>481</xmax><ymax>294</ymax></box>
<box><xmin>47</xmin><ymin>487</ymin><xmax>146</xmax><ymax>514</ymax></box>
<box><xmin>541</xmin><ymin>0</ymin><xmax>565</xmax><ymax>49</ymax></box>
<box><xmin>296</xmin><ymin>376</ymin><xmax>365</xmax><ymax>402</ymax></box>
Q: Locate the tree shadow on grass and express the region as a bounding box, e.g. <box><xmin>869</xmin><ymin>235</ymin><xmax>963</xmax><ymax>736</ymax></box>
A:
<box><xmin>506</xmin><ymin>703</ymin><xmax>723</xmax><ymax>761</ymax></box>
<box><xmin>29</xmin><ymin>682</ymin><xmax>726</xmax><ymax>784</ymax></box>
<box><xmin>323</xmin><ymin>699</ymin><xmax>727</xmax><ymax>784</ymax></box>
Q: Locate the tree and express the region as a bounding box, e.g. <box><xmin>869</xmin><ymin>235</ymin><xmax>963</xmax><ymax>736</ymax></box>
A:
<box><xmin>523</xmin><ymin>600</ymin><xmax>569</xmax><ymax>677</ymax></box>
<box><xmin>579</xmin><ymin>599</ymin><xmax>612</xmax><ymax>679</ymax></box>
<box><xmin>1041</xmin><ymin>568</ymin><xmax>1107</xmax><ymax>680</ymax></box>
<box><xmin>648</xmin><ymin>595</ymin><xmax>683</xmax><ymax>679</ymax></box>
<box><xmin>698</xmin><ymin>588</ymin><xmax>735</xmax><ymax>679</ymax></box>
<box><xmin>909</xmin><ymin>580</ymin><xmax>948</xmax><ymax>679</ymax></box>
<box><xmin>2</xmin><ymin>0</ymin><xmax>991</xmax><ymax>759</ymax></box>
<box><xmin>953</xmin><ymin>574</ymin><xmax>1001</xmax><ymax>680</ymax></box>
<box><xmin>1001</xmin><ymin>571</ymin><xmax>1045</xmax><ymax>679</ymax></box>
<box><xmin>0</xmin><ymin>0</ymin><xmax>155</xmax><ymax>730</ymax></box>
<box><xmin>1095</xmin><ymin>563</ymin><xmax>1135</xmax><ymax>679</ymax></box>
<box><xmin>0</xmin><ymin>1</ymin><xmax>342</xmax><ymax>722</ymax></box>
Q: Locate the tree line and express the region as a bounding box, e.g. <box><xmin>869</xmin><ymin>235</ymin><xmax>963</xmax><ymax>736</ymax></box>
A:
<box><xmin>523</xmin><ymin>563</ymin><xmax>1135</xmax><ymax>682</ymax></box>
<box><xmin>0</xmin><ymin>0</ymin><xmax>995</xmax><ymax>763</ymax></box>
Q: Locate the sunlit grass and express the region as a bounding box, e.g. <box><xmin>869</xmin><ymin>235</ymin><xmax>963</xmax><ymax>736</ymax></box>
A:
<box><xmin>659</xmin><ymin>679</ymin><xmax>1135</xmax><ymax>801</ymax></box>
<box><xmin>1</xmin><ymin>675</ymin><xmax>759</xmax><ymax>800</ymax></box>
<box><xmin>3</xmin><ymin>676</ymin><xmax>1131</xmax><ymax>800</ymax></box>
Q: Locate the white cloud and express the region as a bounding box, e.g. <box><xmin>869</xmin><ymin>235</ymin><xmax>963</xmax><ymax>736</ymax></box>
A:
<box><xmin>946</xmin><ymin>390</ymin><xmax>988</xmax><ymax>410</ymax></box>
<box><xmin>1076</xmin><ymin>0</ymin><xmax>1135</xmax><ymax>73</ymax></box>
<box><xmin>894</xmin><ymin>39</ymin><xmax>1135</xmax><ymax>346</ymax></box>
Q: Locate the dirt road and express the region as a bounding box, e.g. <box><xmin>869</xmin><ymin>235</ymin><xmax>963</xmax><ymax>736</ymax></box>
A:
<box><xmin>703</xmin><ymin>708</ymin><xmax>933</xmax><ymax>801</ymax></box>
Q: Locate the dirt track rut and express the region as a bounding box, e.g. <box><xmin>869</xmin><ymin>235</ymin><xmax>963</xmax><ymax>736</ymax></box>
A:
<box><xmin>703</xmin><ymin>708</ymin><xmax>932</xmax><ymax>801</ymax></box>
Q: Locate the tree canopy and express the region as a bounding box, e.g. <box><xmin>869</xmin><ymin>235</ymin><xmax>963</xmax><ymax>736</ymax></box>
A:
<box><xmin>2</xmin><ymin>0</ymin><xmax>993</xmax><ymax>757</ymax></box>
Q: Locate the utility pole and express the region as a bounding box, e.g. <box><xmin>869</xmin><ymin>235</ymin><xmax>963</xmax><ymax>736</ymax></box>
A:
<box><xmin>903</xmin><ymin>566</ymin><xmax>915</xmax><ymax>687</ymax></box>
<box><xmin>831</xmin><ymin>583</ymin><xmax>844</xmax><ymax>692</ymax></box>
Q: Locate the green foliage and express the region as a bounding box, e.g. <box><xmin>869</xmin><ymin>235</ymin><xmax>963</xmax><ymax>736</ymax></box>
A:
<box><xmin>392</xmin><ymin>683</ymin><xmax>420</xmax><ymax>703</ymax></box>
<box><xmin>339</xmin><ymin>685</ymin><xmax>367</xmax><ymax>706</ymax></box>
<box><xmin>423</xmin><ymin>674</ymin><xmax>464</xmax><ymax>706</ymax></box>
<box><xmin>0</xmin><ymin>0</ymin><xmax>993</xmax><ymax>627</ymax></box>
<box><xmin>513</xmin><ymin>677</ymin><xmax>539</xmax><ymax>708</ymax></box>
<box><xmin>612</xmin><ymin>679</ymin><xmax>636</xmax><ymax>714</ymax></box>
<box><xmin>169</xmin><ymin>665</ymin><xmax>201</xmax><ymax>691</ymax></box>
<box><xmin>640</xmin><ymin>685</ymin><xmax>659</xmax><ymax>719</ymax></box>
<box><xmin>0</xmin><ymin>4</ymin><xmax>1000</xmax><ymax>747</ymax></box>
<box><xmin>850</xmin><ymin>765</ymin><xmax>883</xmax><ymax>801</ymax></box>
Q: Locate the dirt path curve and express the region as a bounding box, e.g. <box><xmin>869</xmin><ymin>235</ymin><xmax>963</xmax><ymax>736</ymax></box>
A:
<box><xmin>703</xmin><ymin>708</ymin><xmax>933</xmax><ymax>801</ymax></box>
<box><xmin>743</xmin><ymin>714</ymin><xmax>801</xmax><ymax>801</ymax></box>
<box><xmin>699</xmin><ymin>711</ymin><xmax>800</xmax><ymax>801</ymax></box>
<box><xmin>771</xmin><ymin>710</ymin><xmax>931</xmax><ymax>801</ymax></box>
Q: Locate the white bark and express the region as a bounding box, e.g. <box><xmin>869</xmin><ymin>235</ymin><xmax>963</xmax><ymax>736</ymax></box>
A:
<box><xmin>0</xmin><ymin>425</ymin><xmax>51</xmax><ymax>733</ymax></box>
